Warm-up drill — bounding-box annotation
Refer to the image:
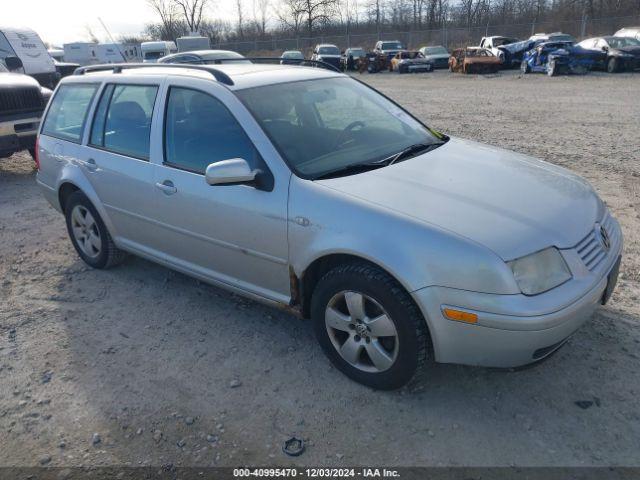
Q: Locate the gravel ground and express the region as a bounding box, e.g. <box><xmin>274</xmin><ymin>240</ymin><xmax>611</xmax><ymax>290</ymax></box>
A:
<box><xmin>1</xmin><ymin>69</ymin><xmax>639</xmax><ymax>468</ymax></box>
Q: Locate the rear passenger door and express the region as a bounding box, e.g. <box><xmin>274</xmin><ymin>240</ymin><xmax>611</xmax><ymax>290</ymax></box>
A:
<box><xmin>84</xmin><ymin>79</ymin><xmax>163</xmax><ymax>249</ymax></box>
<box><xmin>150</xmin><ymin>77</ymin><xmax>291</xmax><ymax>303</ymax></box>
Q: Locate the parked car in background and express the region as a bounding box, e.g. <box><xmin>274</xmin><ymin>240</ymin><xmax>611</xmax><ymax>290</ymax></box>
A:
<box><xmin>141</xmin><ymin>41</ymin><xmax>177</xmax><ymax>63</ymax></box>
<box><xmin>577</xmin><ymin>36</ymin><xmax>640</xmax><ymax>72</ymax></box>
<box><xmin>374</xmin><ymin>40</ymin><xmax>405</xmax><ymax>59</ymax></box>
<box><xmin>418</xmin><ymin>46</ymin><xmax>450</xmax><ymax>69</ymax></box>
<box><xmin>280</xmin><ymin>50</ymin><xmax>305</xmax><ymax>65</ymax></box>
<box><xmin>479</xmin><ymin>36</ymin><xmax>520</xmax><ymax>64</ymax></box>
<box><xmin>0</xmin><ymin>59</ymin><xmax>51</xmax><ymax>160</ymax></box>
<box><xmin>158</xmin><ymin>50</ymin><xmax>248</xmax><ymax>65</ymax></box>
<box><xmin>614</xmin><ymin>27</ymin><xmax>640</xmax><ymax>41</ymax></box>
<box><xmin>495</xmin><ymin>39</ymin><xmax>538</xmax><ymax>68</ymax></box>
<box><xmin>53</xmin><ymin>59</ymin><xmax>80</xmax><ymax>79</ymax></box>
<box><xmin>390</xmin><ymin>51</ymin><xmax>433</xmax><ymax>73</ymax></box>
<box><xmin>311</xmin><ymin>44</ymin><xmax>341</xmax><ymax>69</ymax></box>
<box><xmin>36</xmin><ymin>62</ymin><xmax>622</xmax><ymax>390</ymax></box>
<box><xmin>449</xmin><ymin>47</ymin><xmax>501</xmax><ymax>73</ymax></box>
<box><xmin>364</xmin><ymin>52</ymin><xmax>391</xmax><ymax>73</ymax></box>
<box><xmin>341</xmin><ymin>47</ymin><xmax>366</xmax><ymax>71</ymax></box>
<box><xmin>0</xmin><ymin>27</ymin><xmax>58</xmax><ymax>88</ymax></box>
<box><xmin>529</xmin><ymin>32</ymin><xmax>576</xmax><ymax>43</ymax></box>
<box><xmin>521</xmin><ymin>40</ymin><xmax>602</xmax><ymax>76</ymax></box>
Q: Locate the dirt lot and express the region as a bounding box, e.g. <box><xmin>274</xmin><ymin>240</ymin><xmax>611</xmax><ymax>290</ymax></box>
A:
<box><xmin>1</xmin><ymin>69</ymin><xmax>639</xmax><ymax>468</ymax></box>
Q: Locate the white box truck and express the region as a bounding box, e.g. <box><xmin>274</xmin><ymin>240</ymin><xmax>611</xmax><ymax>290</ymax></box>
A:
<box><xmin>177</xmin><ymin>35</ymin><xmax>210</xmax><ymax>52</ymax></box>
<box><xmin>141</xmin><ymin>41</ymin><xmax>177</xmax><ymax>62</ymax></box>
<box><xmin>96</xmin><ymin>43</ymin><xmax>127</xmax><ymax>63</ymax></box>
<box><xmin>0</xmin><ymin>27</ymin><xmax>58</xmax><ymax>87</ymax></box>
<box><xmin>63</xmin><ymin>42</ymin><xmax>99</xmax><ymax>66</ymax></box>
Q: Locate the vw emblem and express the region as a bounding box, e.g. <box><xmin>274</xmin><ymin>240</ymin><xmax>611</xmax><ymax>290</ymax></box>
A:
<box><xmin>599</xmin><ymin>225</ymin><xmax>611</xmax><ymax>251</ymax></box>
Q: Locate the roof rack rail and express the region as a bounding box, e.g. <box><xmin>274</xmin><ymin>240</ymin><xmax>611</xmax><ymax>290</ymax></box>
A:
<box><xmin>162</xmin><ymin>57</ymin><xmax>342</xmax><ymax>73</ymax></box>
<box><xmin>73</xmin><ymin>63</ymin><xmax>234</xmax><ymax>86</ymax></box>
<box><xmin>216</xmin><ymin>57</ymin><xmax>342</xmax><ymax>73</ymax></box>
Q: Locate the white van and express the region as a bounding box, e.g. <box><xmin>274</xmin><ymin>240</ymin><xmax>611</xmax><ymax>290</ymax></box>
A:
<box><xmin>63</xmin><ymin>42</ymin><xmax>99</xmax><ymax>66</ymax></box>
<box><xmin>0</xmin><ymin>27</ymin><xmax>57</xmax><ymax>87</ymax></box>
<box><xmin>141</xmin><ymin>41</ymin><xmax>177</xmax><ymax>62</ymax></box>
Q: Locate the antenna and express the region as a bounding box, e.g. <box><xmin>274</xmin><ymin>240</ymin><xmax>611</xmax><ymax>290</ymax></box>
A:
<box><xmin>98</xmin><ymin>17</ymin><xmax>128</xmax><ymax>63</ymax></box>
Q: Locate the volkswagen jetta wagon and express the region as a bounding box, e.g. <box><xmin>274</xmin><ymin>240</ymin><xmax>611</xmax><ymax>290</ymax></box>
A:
<box><xmin>36</xmin><ymin>62</ymin><xmax>622</xmax><ymax>389</ymax></box>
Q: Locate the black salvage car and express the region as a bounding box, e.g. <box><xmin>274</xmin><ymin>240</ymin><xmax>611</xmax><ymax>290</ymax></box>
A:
<box><xmin>0</xmin><ymin>57</ymin><xmax>51</xmax><ymax>160</ymax></box>
<box><xmin>577</xmin><ymin>36</ymin><xmax>640</xmax><ymax>72</ymax></box>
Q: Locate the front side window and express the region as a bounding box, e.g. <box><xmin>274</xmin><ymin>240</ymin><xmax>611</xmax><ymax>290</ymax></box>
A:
<box><xmin>42</xmin><ymin>84</ymin><xmax>98</xmax><ymax>143</ymax></box>
<box><xmin>164</xmin><ymin>87</ymin><xmax>261</xmax><ymax>174</ymax></box>
<box><xmin>90</xmin><ymin>84</ymin><xmax>158</xmax><ymax>160</ymax></box>
<box><xmin>237</xmin><ymin>78</ymin><xmax>442</xmax><ymax>179</ymax></box>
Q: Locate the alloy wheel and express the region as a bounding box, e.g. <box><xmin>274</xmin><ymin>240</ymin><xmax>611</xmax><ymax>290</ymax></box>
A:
<box><xmin>70</xmin><ymin>205</ymin><xmax>102</xmax><ymax>258</ymax></box>
<box><xmin>325</xmin><ymin>291</ymin><xmax>399</xmax><ymax>373</ymax></box>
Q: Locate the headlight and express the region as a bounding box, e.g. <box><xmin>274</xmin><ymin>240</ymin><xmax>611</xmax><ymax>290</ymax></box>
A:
<box><xmin>508</xmin><ymin>247</ymin><xmax>571</xmax><ymax>295</ymax></box>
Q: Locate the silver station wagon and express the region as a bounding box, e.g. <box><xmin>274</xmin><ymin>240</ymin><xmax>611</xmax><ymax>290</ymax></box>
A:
<box><xmin>36</xmin><ymin>62</ymin><xmax>622</xmax><ymax>389</ymax></box>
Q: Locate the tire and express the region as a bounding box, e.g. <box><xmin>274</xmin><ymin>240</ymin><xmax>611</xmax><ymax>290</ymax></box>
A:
<box><xmin>64</xmin><ymin>191</ymin><xmax>127</xmax><ymax>269</ymax></box>
<box><xmin>547</xmin><ymin>60</ymin><xmax>557</xmax><ymax>76</ymax></box>
<box><xmin>520</xmin><ymin>60</ymin><xmax>530</xmax><ymax>74</ymax></box>
<box><xmin>607</xmin><ymin>57</ymin><xmax>618</xmax><ymax>73</ymax></box>
<box><xmin>311</xmin><ymin>262</ymin><xmax>430</xmax><ymax>390</ymax></box>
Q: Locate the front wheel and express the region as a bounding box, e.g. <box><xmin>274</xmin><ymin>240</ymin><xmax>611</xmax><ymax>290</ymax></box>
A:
<box><xmin>607</xmin><ymin>57</ymin><xmax>618</xmax><ymax>73</ymax></box>
<box><xmin>64</xmin><ymin>191</ymin><xmax>127</xmax><ymax>269</ymax></box>
<box><xmin>311</xmin><ymin>263</ymin><xmax>430</xmax><ymax>390</ymax></box>
<box><xmin>520</xmin><ymin>60</ymin><xmax>530</xmax><ymax>74</ymax></box>
<box><xmin>547</xmin><ymin>59</ymin><xmax>558</xmax><ymax>76</ymax></box>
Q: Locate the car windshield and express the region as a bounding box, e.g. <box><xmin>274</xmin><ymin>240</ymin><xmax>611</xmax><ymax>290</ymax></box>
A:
<box><xmin>202</xmin><ymin>51</ymin><xmax>245</xmax><ymax>60</ymax></box>
<box><xmin>423</xmin><ymin>46</ymin><xmax>447</xmax><ymax>55</ymax></box>
<box><xmin>608</xmin><ymin>37</ymin><xmax>640</xmax><ymax>48</ymax></box>
<box><xmin>318</xmin><ymin>46</ymin><xmax>339</xmax><ymax>55</ymax></box>
<box><xmin>236</xmin><ymin>77</ymin><xmax>442</xmax><ymax>179</ymax></box>
<box><xmin>549</xmin><ymin>34</ymin><xmax>575</xmax><ymax>42</ymax></box>
<box><xmin>348</xmin><ymin>49</ymin><xmax>365</xmax><ymax>56</ymax></box>
<box><xmin>283</xmin><ymin>51</ymin><xmax>304</xmax><ymax>58</ymax></box>
<box><xmin>494</xmin><ymin>37</ymin><xmax>518</xmax><ymax>46</ymax></box>
<box><xmin>144</xmin><ymin>51</ymin><xmax>164</xmax><ymax>60</ymax></box>
<box><xmin>382</xmin><ymin>42</ymin><xmax>403</xmax><ymax>50</ymax></box>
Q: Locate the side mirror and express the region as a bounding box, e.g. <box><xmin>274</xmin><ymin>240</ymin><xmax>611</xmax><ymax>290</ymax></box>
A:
<box><xmin>205</xmin><ymin>158</ymin><xmax>257</xmax><ymax>186</ymax></box>
<box><xmin>601</xmin><ymin>46</ymin><xmax>608</xmax><ymax>52</ymax></box>
<box><xmin>5</xmin><ymin>56</ymin><xmax>23</xmax><ymax>71</ymax></box>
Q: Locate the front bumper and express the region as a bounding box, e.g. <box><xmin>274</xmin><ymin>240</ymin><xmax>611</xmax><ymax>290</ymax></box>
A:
<box><xmin>412</xmin><ymin>217</ymin><xmax>623</xmax><ymax>368</ymax></box>
<box><xmin>0</xmin><ymin>115</ymin><xmax>41</xmax><ymax>157</ymax></box>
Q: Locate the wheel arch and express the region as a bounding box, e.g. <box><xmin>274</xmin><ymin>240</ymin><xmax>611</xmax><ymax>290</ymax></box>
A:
<box><xmin>55</xmin><ymin>173</ymin><xmax>117</xmax><ymax>241</ymax></box>
<box><xmin>297</xmin><ymin>252</ymin><xmax>416</xmax><ymax>320</ymax></box>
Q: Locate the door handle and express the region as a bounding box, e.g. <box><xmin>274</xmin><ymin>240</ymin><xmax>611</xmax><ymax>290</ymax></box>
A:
<box><xmin>85</xmin><ymin>158</ymin><xmax>97</xmax><ymax>172</ymax></box>
<box><xmin>155</xmin><ymin>180</ymin><xmax>177</xmax><ymax>195</ymax></box>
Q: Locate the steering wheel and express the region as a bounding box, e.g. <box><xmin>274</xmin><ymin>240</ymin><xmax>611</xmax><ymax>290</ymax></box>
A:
<box><xmin>334</xmin><ymin>121</ymin><xmax>365</xmax><ymax>148</ymax></box>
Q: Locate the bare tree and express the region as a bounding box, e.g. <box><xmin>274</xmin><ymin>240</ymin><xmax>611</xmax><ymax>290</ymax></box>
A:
<box><xmin>296</xmin><ymin>0</ymin><xmax>341</xmax><ymax>36</ymax></box>
<box><xmin>173</xmin><ymin>0</ymin><xmax>209</xmax><ymax>33</ymax></box>
<box><xmin>253</xmin><ymin>0</ymin><xmax>271</xmax><ymax>35</ymax></box>
<box><xmin>147</xmin><ymin>0</ymin><xmax>181</xmax><ymax>40</ymax></box>
<box><xmin>236</xmin><ymin>0</ymin><xmax>245</xmax><ymax>38</ymax></box>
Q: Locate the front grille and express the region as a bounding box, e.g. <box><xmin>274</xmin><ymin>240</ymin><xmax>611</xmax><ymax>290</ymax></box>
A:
<box><xmin>0</xmin><ymin>87</ymin><xmax>43</xmax><ymax>115</ymax></box>
<box><xmin>575</xmin><ymin>211</ymin><xmax>618</xmax><ymax>271</ymax></box>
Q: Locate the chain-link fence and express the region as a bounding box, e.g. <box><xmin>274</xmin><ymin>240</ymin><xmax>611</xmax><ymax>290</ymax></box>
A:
<box><xmin>213</xmin><ymin>14</ymin><xmax>640</xmax><ymax>55</ymax></box>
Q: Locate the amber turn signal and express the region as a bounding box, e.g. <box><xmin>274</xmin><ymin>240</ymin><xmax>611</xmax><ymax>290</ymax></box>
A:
<box><xmin>443</xmin><ymin>308</ymin><xmax>478</xmax><ymax>324</ymax></box>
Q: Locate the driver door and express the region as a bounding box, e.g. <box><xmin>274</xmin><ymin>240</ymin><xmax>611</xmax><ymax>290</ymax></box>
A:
<box><xmin>150</xmin><ymin>77</ymin><xmax>291</xmax><ymax>303</ymax></box>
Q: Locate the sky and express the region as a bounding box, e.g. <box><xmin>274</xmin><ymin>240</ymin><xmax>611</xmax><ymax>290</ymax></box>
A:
<box><xmin>1</xmin><ymin>0</ymin><xmax>237</xmax><ymax>47</ymax></box>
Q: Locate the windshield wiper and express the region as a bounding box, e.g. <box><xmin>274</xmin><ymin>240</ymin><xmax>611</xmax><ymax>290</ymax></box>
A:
<box><xmin>377</xmin><ymin>142</ymin><xmax>445</xmax><ymax>166</ymax></box>
<box><xmin>313</xmin><ymin>162</ymin><xmax>387</xmax><ymax>180</ymax></box>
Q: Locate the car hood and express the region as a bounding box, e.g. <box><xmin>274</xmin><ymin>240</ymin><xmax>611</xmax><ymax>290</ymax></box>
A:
<box><xmin>317</xmin><ymin>137</ymin><xmax>601</xmax><ymax>261</ymax></box>
<box><xmin>0</xmin><ymin>72</ymin><xmax>41</xmax><ymax>88</ymax></box>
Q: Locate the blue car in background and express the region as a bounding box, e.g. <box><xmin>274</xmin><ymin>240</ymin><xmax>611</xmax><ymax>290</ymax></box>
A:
<box><xmin>520</xmin><ymin>40</ymin><xmax>604</xmax><ymax>76</ymax></box>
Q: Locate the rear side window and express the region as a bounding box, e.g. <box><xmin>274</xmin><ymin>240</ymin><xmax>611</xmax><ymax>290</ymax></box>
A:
<box><xmin>42</xmin><ymin>84</ymin><xmax>98</xmax><ymax>143</ymax></box>
<box><xmin>163</xmin><ymin>87</ymin><xmax>261</xmax><ymax>174</ymax></box>
<box><xmin>90</xmin><ymin>84</ymin><xmax>158</xmax><ymax>160</ymax></box>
